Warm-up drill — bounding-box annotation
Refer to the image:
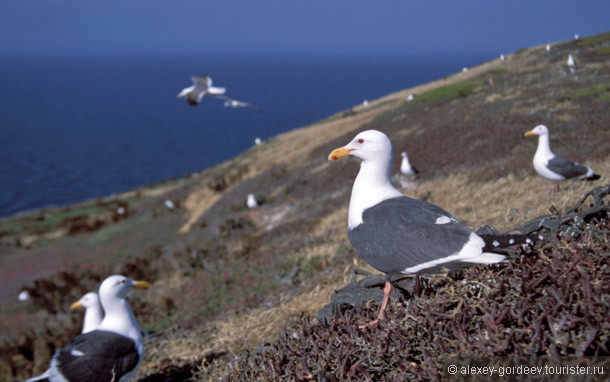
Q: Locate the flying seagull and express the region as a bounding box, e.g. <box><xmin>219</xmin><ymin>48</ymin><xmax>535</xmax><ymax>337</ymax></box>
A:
<box><xmin>177</xmin><ymin>75</ymin><xmax>226</xmax><ymax>106</ymax></box>
<box><xmin>329</xmin><ymin>130</ymin><xmax>511</xmax><ymax>328</ymax></box>
<box><xmin>525</xmin><ymin>124</ymin><xmax>599</xmax><ymax>191</ymax></box>
<box><xmin>218</xmin><ymin>95</ymin><xmax>263</xmax><ymax>113</ymax></box>
<box><xmin>27</xmin><ymin>275</ymin><xmax>149</xmax><ymax>382</ymax></box>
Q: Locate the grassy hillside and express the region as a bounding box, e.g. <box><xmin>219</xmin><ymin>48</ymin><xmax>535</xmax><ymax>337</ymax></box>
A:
<box><xmin>1</xmin><ymin>32</ymin><xmax>609</xmax><ymax>381</ymax></box>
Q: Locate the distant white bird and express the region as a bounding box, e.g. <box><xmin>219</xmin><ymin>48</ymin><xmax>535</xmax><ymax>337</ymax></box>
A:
<box><xmin>164</xmin><ymin>200</ymin><xmax>175</xmax><ymax>210</ymax></box>
<box><xmin>18</xmin><ymin>290</ymin><xmax>30</xmax><ymax>302</ymax></box>
<box><xmin>254</xmin><ymin>137</ymin><xmax>262</xmax><ymax>145</ymax></box>
<box><xmin>524</xmin><ymin>124</ymin><xmax>599</xmax><ymax>191</ymax></box>
<box><xmin>567</xmin><ymin>54</ymin><xmax>578</xmax><ymax>74</ymax></box>
<box><xmin>406</xmin><ymin>94</ymin><xmax>415</xmax><ymax>102</ymax></box>
<box><xmin>218</xmin><ymin>95</ymin><xmax>262</xmax><ymax>113</ymax></box>
<box><xmin>362</xmin><ymin>100</ymin><xmax>369</xmax><ymax>106</ymax></box>
<box><xmin>117</xmin><ymin>207</ymin><xmax>125</xmax><ymax>215</ymax></box>
<box><xmin>574</xmin><ymin>34</ymin><xmax>579</xmax><ymax>40</ymax></box>
<box><xmin>246</xmin><ymin>194</ymin><xmax>259</xmax><ymax>208</ymax></box>
<box><xmin>177</xmin><ymin>75</ymin><xmax>226</xmax><ymax>106</ymax></box>
<box><xmin>400</xmin><ymin>152</ymin><xmax>419</xmax><ymax>178</ymax></box>
<box><xmin>462</xmin><ymin>67</ymin><xmax>468</xmax><ymax>72</ymax></box>
<box><xmin>567</xmin><ymin>54</ymin><xmax>577</xmax><ymax>67</ymax></box>
<box><xmin>546</xmin><ymin>44</ymin><xmax>551</xmax><ymax>52</ymax></box>
<box><xmin>500</xmin><ymin>54</ymin><xmax>505</xmax><ymax>61</ymax></box>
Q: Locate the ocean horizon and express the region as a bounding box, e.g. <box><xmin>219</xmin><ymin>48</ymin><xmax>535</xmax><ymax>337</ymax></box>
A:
<box><xmin>0</xmin><ymin>51</ymin><xmax>493</xmax><ymax>218</ymax></box>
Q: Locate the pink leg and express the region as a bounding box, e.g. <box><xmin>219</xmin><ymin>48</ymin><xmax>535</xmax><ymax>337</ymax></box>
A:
<box><xmin>359</xmin><ymin>279</ymin><xmax>392</xmax><ymax>329</ymax></box>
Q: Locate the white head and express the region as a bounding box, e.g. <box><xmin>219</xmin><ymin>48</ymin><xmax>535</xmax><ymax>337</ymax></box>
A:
<box><xmin>329</xmin><ymin>130</ymin><xmax>394</xmax><ymax>164</ymax></box>
<box><xmin>71</xmin><ymin>292</ymin><xmax>101</xmax><ymax>311</ymax></box>
<box><xmin>329</xmin><ymin>130</ymin><xmax>403</xmax><ymax>228</ymax></box>
<box><xmin>524</xmin><ymin>124</ymin><xmax>549</xmax><ymax>138</ymax></box>
<box><xmin>99</xmin><ymin>275</ymin><xmax>148</xmax><ymax>304</ymax></box>
<box><xmin>401</xmin><ymin>151</ymin><xmax>408</xmax><ymax>158</ymax></box>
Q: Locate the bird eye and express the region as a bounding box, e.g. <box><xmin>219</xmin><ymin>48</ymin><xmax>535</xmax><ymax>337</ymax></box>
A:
<box><xmin>121</xmin><ymin>279</ymin><xmax>126</xmax><ymax>284</ymax></box>
<box><xmin>357</xmin><ymin>138</ymin><xmax>364</xmax><ymax>144</ymax></box>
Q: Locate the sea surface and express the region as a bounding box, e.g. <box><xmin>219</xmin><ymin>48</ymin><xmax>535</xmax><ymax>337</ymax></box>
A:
<box><xmin>0</xmin><ymin>52</ymin><xmax>491</xmax><ymax>218</ymax></box>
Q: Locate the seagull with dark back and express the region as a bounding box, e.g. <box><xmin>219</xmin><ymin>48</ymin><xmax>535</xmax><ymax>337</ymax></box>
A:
<box><xmin>26</xmin><ymin>275</ymin><xmax>149</xmax><ymax>382</ymax></box>
<box><xmin>329</xmin><ymin>130</ymin><xmax>523</xmax><ymax>328</ymax></box>
<box><xmin>525</xmin><ymin>124</ymin><xmax>599</xmax><ymax>192</ymax></box>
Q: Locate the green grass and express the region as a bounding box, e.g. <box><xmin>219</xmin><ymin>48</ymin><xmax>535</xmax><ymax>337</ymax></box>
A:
<box><xmin>595</xmin><ymin>46</ymin><xmax>610</xmax><ymax>55</ymax></box>
<box><xmin>577</xmin><ymin>31</ymin><xmax>610</xmax><ymax>48</ymax></box>
<box><xmin>415</xmin><ymin>81</ymin><xmax>479</xmax><ymax>103</ymax></box>
<box><xmin>0</xmin><ymin>205</ymin><xmax>107</xmax><ymax>236</ymax></box>
<box><xmin>568</xmin><ymin>83</ymin><xmax>610</xmax><ymax>103</ymax></box>
<box><xmin>484</xmin><ymin>68</ymin><xmax>509</xmax><ymax>77</ymax></box>
<box><xmin>362</xmin><ymin>81</ymin><xmax>479</xmax><ymax>127</ymax></box>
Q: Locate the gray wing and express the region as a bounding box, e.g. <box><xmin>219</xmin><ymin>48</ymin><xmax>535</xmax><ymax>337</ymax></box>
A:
<box><xmin>191</xmin><ymin>75</ymin><xmax>212</xmax><ymax>88</ymax></box>
<box><xmin>54</xmin><ymin>330</ymin><xmax>139</xmax><ymax>382</ymax></box>
<box><xmin>348</xmin><ymin>196</ymin><xmax>476</xmax><ymax>275</ymax></box>
<box><xmin>546</xmin><ymin>155</ymin><xmax>590</xmax><ymax>179</ymax></box>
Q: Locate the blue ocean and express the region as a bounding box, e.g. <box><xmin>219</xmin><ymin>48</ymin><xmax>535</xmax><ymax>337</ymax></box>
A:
<box><xmin>0</xmin><ymin>52</ymin><xmax>490</xmax><ymax>217</ymax></box>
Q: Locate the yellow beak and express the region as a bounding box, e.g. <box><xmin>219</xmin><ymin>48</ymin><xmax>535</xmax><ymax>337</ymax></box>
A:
<box><xmin>328</xmin><ymin>147</ymin><xmax>354</xmax><ymax>161</ymax></box>
<box><xmin>133</xmin><ymin>281</ymin><xmax>150</xmax><ymax>290</ymax></box>
<box><xmin>524</xmin><ymin>130</ymin><xmax>536</xmax><ymax>137</ymax></box>
<box><xmin>71</xmin><ymin>301</ymin><xmax>83</xmax><ymax>310</ymax></box>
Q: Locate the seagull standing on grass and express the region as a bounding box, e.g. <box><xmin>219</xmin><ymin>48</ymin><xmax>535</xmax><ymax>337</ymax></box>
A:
<box><xmin>26</xmin><ymin>275</ymin><xmax>149</xmax><ymax>382</ymax></box>
<box><xmin>26</xmin><ymin>293</ymin><xmax>104</xmax><ymax>382</ymax></box>
<box><xmin>400</xmin><ymin>152</ymin><xmax>419</xmax><ymax>178</ymax></box>
<box><xmin>177</xmin><ymin>75</ymin><xmax>226</xmax><ymax>106</ymax></box>
<box><xmin>329</xmin><ymin>130</ymin><xmax>509</xmax><ymax>328</ymax></box>
<box><xmin>525</xmin><ymin>124</ymin><xmax>599</xmax><ymax>192</ymax></box>
<box><xmin>567</xmin><ymin>54</ymin><xmax>578</xmax><ymax>73</ymax></box>
<box><xmin>247</xmin><ymin>193</ymin><xmax>259</xmax><ymax>208</ymax></box>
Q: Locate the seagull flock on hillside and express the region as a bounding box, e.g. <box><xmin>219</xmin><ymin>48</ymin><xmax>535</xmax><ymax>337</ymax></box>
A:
<box><xmin>23</xmin><ymin>34</ymin><xmax>603</xmax><ymax>381</ymax></box>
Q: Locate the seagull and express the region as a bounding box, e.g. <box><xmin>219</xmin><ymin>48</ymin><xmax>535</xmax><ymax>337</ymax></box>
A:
<box><xmin>217</xmin><ymin>95</ymin><xmax>262</xmax><ymax>113</ymax></box>
<box><xmin>164</xmin><ymin>199</ymin><xmax>175</xmax><ymax>210</ymax></box>
<box><xmin>400</xmin><ymin>152</ymin><xmax>419</xmax><ymax>178</ymax></box>
<box><xmin>462</xmin><ymin>67</ymin><xmax>469</xmax><ymax>72</ymax></box>
<box><xmin>406</xmin><ymin>94</ymin><xmax>416</xmax><ymax>102</ymax></box>
<box><xmin>546</xmin><ymin>44</ymin><xmax>551</xmax><ymax>52</ymax></box>
<box><xmin>254</xmin><ymin>137</ymin><xmax>262</xmax><ymax>145</ymax></box>
<box><xmin>246</xmin><ymin>193</ymin><xmax>259</xmax><ymax>208</ymax></box>
<box><xmin>362</xmin><ymin>100</ymin><xmax>369</xmax><ymax>107</ymax></box>
<box><xmin>71</xmin><ymin>292</ymin><xmax>104</xmax><ymax>334</ymax></box>
<box><xmin>26</xmin><ymin>293</ymin><xmax>104</xmax><ymax>382</ymax></box>
<box><xmin>500</xmin><ymin>54</ymin><xmax>506</xmax><ymax>61</ymax></box>
<box><xmin>329</xmin><ymin>130</ymin><xmax>510</xmax><ymax>328</ymax></box>
<box><xmin>27</xmin><ymin>275</ymin><xmax>149</xmax><ymax>382</ymax></box>
<box><xmin>525</xmin><ymin>124</ymin><xmax>599</xmax><ymax>191</ymax></box>
<box><xmin>177</xmin><ymin>75</ymin><xmax>226</xmax><ymax>106</ymax></box>
<box><xmin>18</xmin><ymin>290</ymin><xmax>30</xmax><ymax>302</ymax></box>
<box><xmin>574</xmin><ymin>34</ymin><xmax>579</xmax><ymax>40</ymax></box>
<box><xmin>566</xmin><ymin>54</ymin><xmax>578</xmax><ymax>73</ymax></box>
